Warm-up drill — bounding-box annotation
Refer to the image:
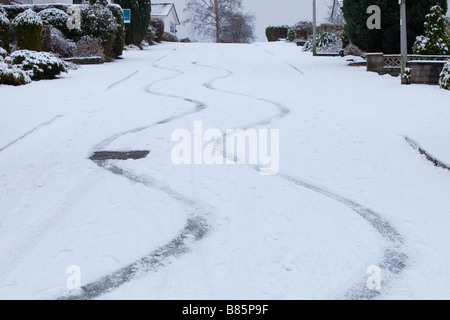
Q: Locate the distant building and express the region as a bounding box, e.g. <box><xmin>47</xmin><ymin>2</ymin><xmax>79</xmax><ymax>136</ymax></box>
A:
<box><xmin>151</xmin><ymin>3</ymin><xmax>180</xmax><ymax>34</ymax></box>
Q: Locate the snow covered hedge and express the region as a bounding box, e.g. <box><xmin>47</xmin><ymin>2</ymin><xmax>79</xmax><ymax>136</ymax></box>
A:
<box><xmin>0</xmin><ymin>52</ymin><xmax>32</xmax><ymax>85</ymax></box>
<box><xmin>439</xmin><ymin>60</ymin><xmax>450</xmax><ymax>90</ymax></box>
<box><xmin>12</xmin><ymin>9</ymin><xmax>43</xmax><ymax>52</ymax></box>
<box><xmin>0</xmin><ymin>12</ymin><xmax>9</xmax><ymax>52</ymax></box>
<box><xmin>10</xmin><ymin>50</ymin><xmax>67</xmax><ymax>80</ymax></box>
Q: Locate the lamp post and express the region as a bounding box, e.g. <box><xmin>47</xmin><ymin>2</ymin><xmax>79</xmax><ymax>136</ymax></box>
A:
<box><xmin>313</xmin><ymin>0</ymin><xmax>317</xmax><ymax>56</ymax></box>
<box><xmin>400</xmin><ymin>0</ymin><xmax>408</xmax><ymax>84</ymax></box>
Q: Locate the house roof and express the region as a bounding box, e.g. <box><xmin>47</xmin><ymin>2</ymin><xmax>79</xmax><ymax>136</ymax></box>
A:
<box><xmin>151</xmin><ymin>3</ymin><xmax>180</xmax><ymax>24</ymax></box>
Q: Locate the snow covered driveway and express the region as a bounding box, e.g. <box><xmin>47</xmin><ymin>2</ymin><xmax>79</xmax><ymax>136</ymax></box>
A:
<box><xmin>0</xmin><ymin>42</ymin><xmax>449</xmax><ymax>300</ymax></box>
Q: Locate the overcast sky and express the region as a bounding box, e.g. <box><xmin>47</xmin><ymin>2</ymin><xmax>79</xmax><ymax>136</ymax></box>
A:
<box><xmin>171</xmin><ymin>0</ymin><xmax>450</xmax><ymax>42</ymax></box>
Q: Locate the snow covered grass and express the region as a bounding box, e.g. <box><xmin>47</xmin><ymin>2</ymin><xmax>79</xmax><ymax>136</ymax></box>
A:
<box><xmin>0</xmin><ymin>42</ymin><xmax>449</xmax><ymax>300</ymax></box>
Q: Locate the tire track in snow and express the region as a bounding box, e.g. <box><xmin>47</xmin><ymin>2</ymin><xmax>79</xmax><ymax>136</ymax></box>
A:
<box><xmin>193</xmin><ymin>61</ymin><xmax>407</xmax><ymax>299</ymax></box>
<box><xmin>106</xmin><ymin>71</ymin><xmax>139</xmax><ymax>91</ymax></box>
<box><xmin>60</xmin><ymin>163</ymin><xmax>210</xmax><ymax>300</ymax></box>
<box><xmin>0</xmin><ymin>115</ymin><xmax>62</xmax><ymax>153</ymax></box>
<box><xmin>60</xmin><ymin>49</ymin><xmax>220</xmax><ymax>300</ymax></box>
<box><xmin>405</xmin><ymin>136</ymin><xmax>450</xmax><ymax>172</ymax></box>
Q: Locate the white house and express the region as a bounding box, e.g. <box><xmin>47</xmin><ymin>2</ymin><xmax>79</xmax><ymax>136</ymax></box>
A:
<box><xmin>151</xmin><ymin>3</ymin><xmax>180</xmax><ymax>34</ymax></box>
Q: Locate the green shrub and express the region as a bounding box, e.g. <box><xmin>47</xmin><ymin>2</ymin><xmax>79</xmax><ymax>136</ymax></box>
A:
<box><xmin>80</xmin><ymin>3</ymin><xmax>119</xmax><ymax>60</ymax></box>
<box><xmin>265</xmin><ymin>26</ymin><xmax>289</xmax><ymax>42</ymax></box>
<box><xmin>114</xmin><ymin>0</ymin><xmax>151</xmax><ymax>45</ymax></box>
<box><xmin>0</xmin><ymin>53</ymin><xmax>31</xmax><ymax>85</ymax></box>
<box><xmin>107</xmin><ymin>3</ymin><xmax>125</xmax><ymax>57</ymax></box>
<box><xmin>10</xmin><ymin>50</ymin><xmax>67</xmax><ymax>80</ymax></box>
<box><xmin>439</xmin><ymin>60</ymin><xmax>450</xmax><ymax>90</ymax></box>
<box><xmin>413</xmin><ymin>5</ymin><xmax>450</xmax><ymax>55</ymax></box>
<box><xmin>303</xmin><ymin>32</ymin><xmax>342</xmax><ymax>52</ymax></box>
<box><xmin>12</xmin><ymin>9</ymin><xmax>43</xmax><ymax>51</ymax></box>
<box><xmin>0</xmin><ymin>13</ymin><xmax>9</xmax><ymax>52</ymax></box>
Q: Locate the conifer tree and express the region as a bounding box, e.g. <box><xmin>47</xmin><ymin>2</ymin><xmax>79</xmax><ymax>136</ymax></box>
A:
<box><xmin>413</xmin><ymin>5</ymin><xmax>450</xmax><ymax>55</ymax></box>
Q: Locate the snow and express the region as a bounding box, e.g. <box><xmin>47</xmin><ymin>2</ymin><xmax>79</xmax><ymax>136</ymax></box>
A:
<box><xmin>0</xmin><ymin>42</ymin><xmax>450</xmax><ymax>300</ymax></box>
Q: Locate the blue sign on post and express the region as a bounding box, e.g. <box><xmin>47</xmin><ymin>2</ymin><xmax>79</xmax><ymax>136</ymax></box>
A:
<box><xmin>123</xmin><ymin>9</ymin><xmax>131</xmax><ymax>24</ymax></box>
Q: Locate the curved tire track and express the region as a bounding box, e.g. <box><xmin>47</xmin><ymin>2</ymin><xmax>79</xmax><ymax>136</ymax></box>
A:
<box><xmin>192</xmin><ymin>61</ymin><xmax>407</xmax><ymax>299</ymax></box>
<box><xmin>60</xmin><ymin>49</ymin><xmax>221</xmax><ymax>300</ymax></box>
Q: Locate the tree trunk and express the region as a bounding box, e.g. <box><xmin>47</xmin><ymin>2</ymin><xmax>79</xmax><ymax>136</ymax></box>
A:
<box><xmin>214</xmin><ymin>0</ymin><xmax>220</xmax><ymax>43</ymax></box>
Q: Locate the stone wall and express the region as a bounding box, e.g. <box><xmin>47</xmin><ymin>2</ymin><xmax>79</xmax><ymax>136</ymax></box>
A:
<box><xmin>366</xmin><ymin>53</ymin><xmax>450</xmax><ymax>84</ymax></box>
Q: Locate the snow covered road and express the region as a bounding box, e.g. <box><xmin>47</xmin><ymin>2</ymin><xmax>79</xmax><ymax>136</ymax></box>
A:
<box><xmin>0</xmin><ymin>42</ymin><xmax>449</xmax><ymax>300</ymax></box>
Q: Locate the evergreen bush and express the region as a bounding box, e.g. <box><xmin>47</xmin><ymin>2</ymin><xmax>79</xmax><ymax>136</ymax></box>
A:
<box><xmin>0</xmin><ymin>12</ymin><xmax>9</xmax><ymax>52</ymax></box>
<box><xmin>303</xmin><ymin>32</ymin><xmax>342</xmax><ymax>53</ymax></box>
<box><xmin>11</xmin><ymin>9</ymin><xmax>43</xmax><ymax>51</ymax></box>
<box><xmin>38</xmin><ymin>8</ymin><xmax>69</xmax><ymax>36</ymax></box>
<box><xmin>10</xmin><ymin>49</ymin><xmax>67</xmax><ymax>80</ymax></box>
<box><xmin>107</xmin><ymin>4</ymin><xmax>125</xmax><ymax>57</ymax></box>
<box><xmin>80</xmin><ymin>3</ymin><xmax>119</xmax><ymax>60</ymax></box>
<box><xmin>413</xmin><ymin>5</ymin><xmax>450</xmax><ymax>55</ymax></box>
<box><xmin>439</xmin><ymin>60</ymin><xmax>450</xmax><ymax>90</ymax></box>
<box><xmin>265</xmin><ymin>26</ymin><xmax>289</xmax><ymax>42</ymax></box>
<box><xmin>0</xmin><ymin>61</ymin><xmax>32</xmax><ymax>85</ymax></box>
<box><xmin>114</xmin><ymin>0</ymin><xmax>151</xmax><ymax>45</ymax></box>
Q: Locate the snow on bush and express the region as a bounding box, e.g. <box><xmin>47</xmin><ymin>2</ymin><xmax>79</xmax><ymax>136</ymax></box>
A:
<box><xmin>12</xmin><ymin>9</ymin><xmax>43</xmax><ymax>51</ymax></box>
<box><xmin>413</xmin><ymin>5</ymin><xmax>450</xmax><ymax>55</ymax></box>
<box><xmin>10</xmin><ymin>50</ymin><xmax>67</xmax><ymax>80</ymax></box>
<box><xmin>11</xmin><ymin>8</ymin><xmax>42</xmax><ymax>27</ymax></box>
<box><xmin>303</xmin><ymin>32</ymin><xmax>342</xmax><ymax>53</ymax></box>
<box><xmin>80</xmin><ymin>3</ymin><xmax>120</xmax><ymax>59</ymax></box>
<box><xmin>0</xmin><ymin>56</ymin><xmax>32</xmax><ymax>86</ymax></box>
<box><xmin>439</xmin><ymin>60</ymin><xmax>450</xmax><ymax>90</ymax></box>
<box><xmin>106</xmin><ymin>3</ymin><xmax>125</xmax><ymax>57</ymax></box>
<box><xmin>38</xmin><ymin>8</ymin><xmax>69</xmax><ymax>33</ymax></box>
<box><xmin>0</xmin><ymin>47</ymin><xmax>7</xmax><ymax>58</ymax></box>
<box><xmin>0</xmin><ymin>12</ymin><xmax>10</xmax><ymax>51</ymax></box>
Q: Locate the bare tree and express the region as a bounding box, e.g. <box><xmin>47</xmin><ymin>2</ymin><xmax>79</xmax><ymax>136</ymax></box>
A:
<box><xmin>326</xmin><ymin>0</ymin><xmax>345</xmax><ymax>26</ymax></box>
<box><xmin>185</xmin><ymin>0</ymin><xmax>255</xmax><ymax>43</ymax></box>
<box><xmin>221</xmin><ymin>11</ymin><xmax>256</xmax><ymax>43</ymax></box>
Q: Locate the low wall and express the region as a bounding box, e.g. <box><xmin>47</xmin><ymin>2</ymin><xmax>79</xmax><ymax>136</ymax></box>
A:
<box><xmin>366</xmin><ymin>53</ymin><xmax>449</xmax><ymax>84</ymax></box>
<box><xmin>408</xmin><ymin>61</ymin><xmax>447</xmax><ymax>85</ymax></box>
